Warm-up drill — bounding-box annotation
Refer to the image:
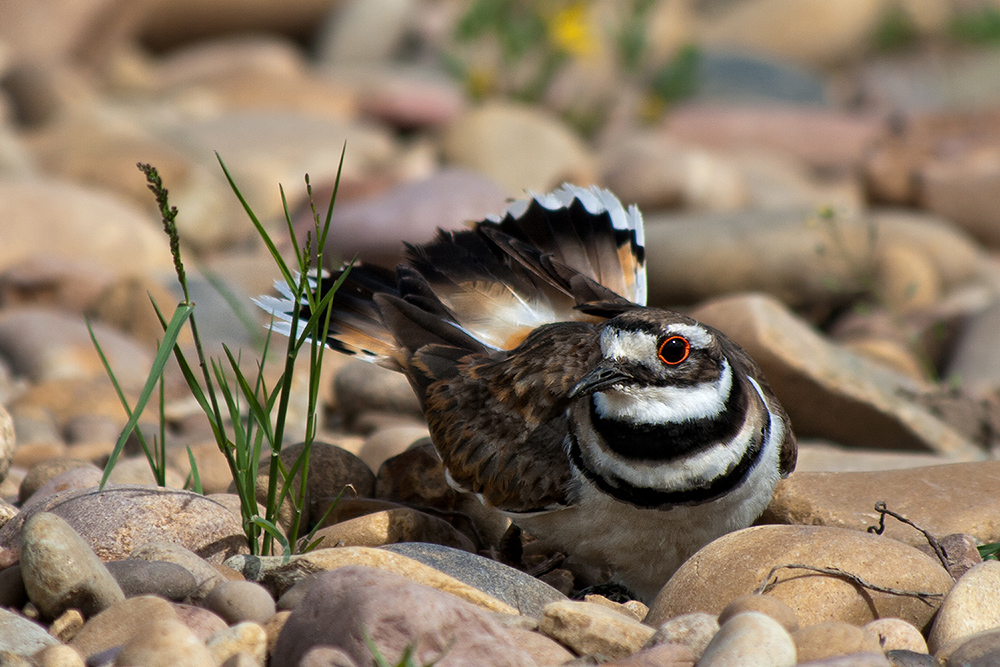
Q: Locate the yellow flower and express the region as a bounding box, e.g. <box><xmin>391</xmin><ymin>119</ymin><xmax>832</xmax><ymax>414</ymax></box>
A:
<box><xmin>548</xmin><ymin>2</ymin><xmax>597</xmax><ymax>58</ymax></box>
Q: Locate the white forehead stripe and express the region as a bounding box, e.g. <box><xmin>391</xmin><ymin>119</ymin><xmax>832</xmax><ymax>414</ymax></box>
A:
<box><xmin>601</xmin><ymin>325</ymin><xmax>713</xmax><ymax>363</ymax></box>
<box><xmin>662</xmin><ymin>323</ymin><xmax>713</xmax><ymax>349</ymax></box>
<box><xmin>594</xmin><ymin>360</ymin><xmax>732</xmax><ymax>424</ymax></box>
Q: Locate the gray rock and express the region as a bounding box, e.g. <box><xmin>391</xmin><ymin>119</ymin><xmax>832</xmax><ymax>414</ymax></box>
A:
<box><xmin>127</xmin><ymin>541</ymin><xmax>225</xmax><ymax>602</ymax></box>
<box><xmin>0</xmin><ymin>606</ymin><xmax>58</xmax><ymax>655</ymax></box>
<box><xmin>380</xmin><ymin>542</ymin><xmax>567</xmax><ymax>618</ymax></box>
<box><xmin>0</xmin><ymin>565</ymin><xmax>26</xmax><ymax>609</ymax></box>
<box><xmin>271</xmin><ymin>566</ymin><xmax>535</xmax><ymax>667</ymax></box>
<box><xmin>202</xmin><ymin>580</ymin><xmax>276</xmax><ymax>625</ymax></box>
<box><xmin>19</xmin><ymin>512</ymin><xmax>124</xmax><ymax>619</ymax></box>
<box><xmin>0</xmin><ymin>485</ymin><xmax>248</xmax><ymax>564</ymax></box>
<box><xmin>104</xmin><ymin>559</ymin><xmax>198</xmax><ymax>601</ymax></box>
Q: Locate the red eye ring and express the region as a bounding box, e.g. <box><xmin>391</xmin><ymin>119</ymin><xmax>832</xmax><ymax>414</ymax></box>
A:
<box><xmin>657</xmin><ymin>336</ymin><xmax>690</xmax><ymax>365</ymax></box>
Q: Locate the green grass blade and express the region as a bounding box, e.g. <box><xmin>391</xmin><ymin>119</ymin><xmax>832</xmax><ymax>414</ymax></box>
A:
<box><xmin>94</xmin><ymin>303</ymin><xmax>194</xmax><ymax>489</ymax></box>
<box><xmin>185</xmin><ymin>446</ymin><xmax>203</xmax><ymax>494</ymax></box>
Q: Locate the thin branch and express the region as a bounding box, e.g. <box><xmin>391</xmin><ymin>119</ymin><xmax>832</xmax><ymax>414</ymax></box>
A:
<box><xmin>756</xmin><ymin>564</ymin><xmax>943</xmax><ymax>604</ymax></box>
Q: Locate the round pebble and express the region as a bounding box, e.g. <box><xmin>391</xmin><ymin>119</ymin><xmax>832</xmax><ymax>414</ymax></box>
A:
<box><xmin>697</xmin><ymin>612</ymin><xmax>796</xmax><ymax>667</ymax></box>
<box><xmin>791</xmin><ymin>621</ymin><xmax>882</xmax><ymax>663</ymax></box>
<box><xmin>719</xmin><ymin>595</ymin><xmax>800</xmax><ymax>633</ymax></box>
<box><xmin>104</xmin><ymin>559</ymin><xmax>198</xmax><ymax>601</ymax></box>
<box><xmin>112</xmin><ymin>617</ymin><xmax>216</xmax><ymax>667</ymax></box>
<box><xmin>863</xmin><ymin>618</ymin><xmax>928</xmax><ymax>654</ymax></box>
<box><xmin>645</xmin><ymin>612</ymin><xmax>721</xmax><ymax>661</ymax></box>
<box><xmin>202</xmin><ymin>580</ymin><xmax>276</xmax><ymax>625</ymax></box>
<box><xmin>928</xmin><ymin>560</ymin><xmax>1000</xmax><ymax>653</ymax></box>
<box><xmin>19</xmin><ymin>512</ymin><xmax>124</xmax><ymax>619</ymax></box>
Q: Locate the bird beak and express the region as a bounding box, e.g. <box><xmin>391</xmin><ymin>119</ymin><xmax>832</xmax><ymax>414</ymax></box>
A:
<box><xmin>569</xmin><ymin>362</ymin><xmax>631</xmax><ymax>398</ymax></box>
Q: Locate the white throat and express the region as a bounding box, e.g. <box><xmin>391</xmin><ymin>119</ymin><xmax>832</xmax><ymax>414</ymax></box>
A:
<box><xmin>593</xmin><ymin>359</ymin><xmax>733</xmax><ymax>424</ymax></box>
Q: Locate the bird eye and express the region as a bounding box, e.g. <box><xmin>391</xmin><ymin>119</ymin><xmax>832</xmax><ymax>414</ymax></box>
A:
<box><xmin>657</xmin><ymin>336</ymin><xmax>690</xmax><ymax>365</ymax></box>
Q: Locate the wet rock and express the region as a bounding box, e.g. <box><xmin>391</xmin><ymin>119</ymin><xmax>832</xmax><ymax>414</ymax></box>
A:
<box><xmin>380</xmin><ymin>542</ymin><xmax>567</xmax><ymax>618</ymax></box>
<box><xmin>271</xmin><ymin>566</ymin><xmax>535</xmax><ymax>667</ymax></box>
<box><xmin>104</xmin><ymin>559</ymin><xmax>198</xmax><ymax>601</ymax></box>
<box><xmin>690</xmin><ymin>293</ymin><xmax>986</xmax><ymax>457</ymax></box>
<box><xmin>648</xmin><ymin>525</ymin><xmax>953</xmax><ymax>631</ymax></box>
<box><xmin>645</xmin><ymin>612</ymin><xmax>720</xmax><ymax>661</ymax></box>
<box><xmin>202</xmin><ymin>580</ymin><xmax>276</xmax><ymax>625</ymax></box>
<box><xmin>441</xmin><ymin>101</ymin><xmax>596</xmax><ymax>194</ymax></box>
<box><xmin>761</xmin><ymin>461</ymin><xmax>1000</xmax><ymax>549</ymax></box>
<box><xmin>540</xmin><ymin>599</ymin><xmax>654</xmax><ymax>660</ymax></box>
<box><xmin>227</xmin><ymin>547</ymin><xmax>517</xmax><ymax>614</ymax></box>
<box><xmin>928</xmin><ymin>560</ymin><xmax>1000</xmax><ymax>653</ymax></box>
<box><xmin>19</xmin><ymin>512</ymin><xmax>124</xmax><ymax>619</ymax></box>
<box><xmin>792</xmin><ymin>621</ymin><xmax>882</xmax><ymax>662</ymax></box>
<box><xmin>0</xmin><ymin>485</ymin><xmax>248</xmax><ymax>564</ymax></box>
<box><xmin>697</xmin><ymin>611</ymin><xmax>796</xmax><ymax>667</ymax></box>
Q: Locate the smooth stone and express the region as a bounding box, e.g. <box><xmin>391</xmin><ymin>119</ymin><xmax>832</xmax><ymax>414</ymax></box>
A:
<box><xmin>0</xmin><ymin>606</ymin><xmax>58</xmax><ymax>655</ymax></box>
<box><xmin>690</xmin><ymin>293</ymin><xmax>984</xmax><ymax>457</ymax></box>
<box><xmin>792</xmin><ymin>621</ymin><xmax>883</xmax><ymax>662</ymax></box>
<box><xmin>794</xmin><ymin>442</ymin><xmax>946</xmax><ymax>473</ymax></box>
<box><xmin>540</xmin><ymin>600</ymin><xmax>655</xmax><ymax>660</ymax></box>
<box><xmin>271</xmin><ymin>566</ymin><xmax>535</xmax><ymax>667</ymax></box>
<box><xmin>0</xmin><ymin>406</ymin><xmax>13</xmax><ymax>486</ymax></box>
<box><xmin>601</xmin><ymin>642</ymin><xmax>696</xmax><ymax>667</ymax></box>
<box><xmin>316</xmin><ymin>508</ymin><xmax>474</xmax><ymax>552</ymax></box>
<box><xmin>334</xmin><ymin>359</ymin><xmax>423</xmax><ymax>427</ymax></box>
<box><xmin>0</xmin><ymin>179</ymin><xmax>171</xmax><ymax>276</ymax></box>
<box><xmin>761</xmin><ymin>461</ymin><xmax>1000</xmax><ymax>548</ymax></box>
<box><xmin>69</xmin><ymin>596</ymin><xmax>177</xmax><ymax>660</ymax></box>
<box><xmin>172</xmin><ymin>602</ymin><xmax>229</xmax><ymax>641</ymax></box>
<box><xmin>0</xmin><ymin>485</ymin><xmax>248</xmax><ymax>564</ymax></box>
<box><xmin>645</xmin><ymin>612</ymin><xmax>720</xmax><ymax>661</ymax></box>
<box><xmin>318</xmin><ymin>168</ymin><xmax>508</xmax><ymax>267</ymax></box>
<box><xmin>885</xmin><ymin>649</ymin><xmax>936</xmax><ymax>667</ymax></box>
<box><xmin>917</xmin><ymin>533</ymin><xmax>982</xmax><ymax>581</ymax></box>
<box><xmin>20</xmin><ymin>512</ymin><xmax>124</xmax><ymax>619</ymax></box>
<box><xmin>104</xmin><ymin>457</ymin><xmax>187</xmax><ymax>489</ymax></box>
<box><xmin>32</xmin><ymin>644</ymin><xmax>86</xmax><ymax>667</ymax></box>
<box><xmin>127</xmin><ymin>541</ymin><xmax>224</xmax><ymax>602</ymax></box>
<box><xmin>104</xmin><ymin>560</ymin><xmax>198</xmax><ymax>601</ymax></box>
<box><xmin>697</xmin><ymin>611</ymin><xmax>796</xmax><ymax>667</ymax></box>
<box><xmin>863</xmin><ymin>618</ymin><xmax>927</xmax><ymax>654</ymax></box>
<box><xmin>795</xmin><ymin>655</ymin><xmax>891</xmax><ymax>666</ymax></box>
<box><xmin>928</xmin><ymin>560</ymin><xmax>1000</xmax><ymax>653</ymax></box>
<box><xmin>503</xmin><ymin>627</ymin><xmax>575</xmax><ymax>666</ymax></box>
<box><xmin>202</xmin><ymin>580</ymin><xmax>276</xmax><ymax>625</ymax></box>
<box><xmin>227</xmin><ymin>547</ymin><xmax>517</xmax><ymax>614</ymax></box>
<box><xmin>583</xmin><ymin>594</ymin><xmax>647</xmax><ymax>622</ymax></box>
<box><xmin>0</xmin><ymin>565</ymin><xmax>27</xmax><ymax>609</ymax></box>
<box><xmin>49</xmin><ymin>608</ymin><xmax>85</xmax><ymax>643</ymax></box>
<box><xmin>205</xmin><ymin>621</ymin><xmax>267</xmax><ymax>666</ymax></box>
<box><xmin>315</xmin><ymin>498</ymin><xmax>406</xmax><ymax>528</ymax></box>
<box><xmin>441</xmin><ymin>101</ymin><xmax>596</xmax><ymax>194</ymax></box>
<box><xmin>18</xmin><ymin>459</ymin><xmax>96</xmax><ymax>505</ymax></box>
<box><xmin>947</xmin><ymin>299</ymin><xmax>1000</xmax><ymax>394</ymax></box>
<box><xmin>719</xmin><ymin>595</ymin><xmax>799</xmax><ymax>633</ymax></box>
<box><xmin>112</xmin><ymin>617</ymin><xmax>216</xmax><ymax>667</ymax></box>
<box><xmin>358</xmin><ymin>424</ymin><xmax>431</xmax><ymax>473</ymax></box>
<box><xmin>936</xmin><ymin>626</ymin><xmax>1000</xmax><ymax>666</ymax></box>
<box><xmin>381</xmin><ymin>542</ymin><xmax>567</xmax><ymax>618</ymax></box>
<box><xmin>374</xmin><ymin>442</ymin><xmax>455</xmax><ymax>507</ymax></box>
<box><xmin>648</xmin><ymin>525</ymin><xmax>953</xmax><ymax>631</ymax></box>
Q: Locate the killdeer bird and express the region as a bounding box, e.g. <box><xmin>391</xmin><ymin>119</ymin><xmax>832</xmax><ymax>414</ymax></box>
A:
<box><xmin>258</xmin><ymin>184</ymin><xmax>796</xmax><ymax>602</ymax></box>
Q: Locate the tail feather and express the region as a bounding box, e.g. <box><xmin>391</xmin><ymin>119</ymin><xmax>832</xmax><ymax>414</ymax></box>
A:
<box><xmin>257</xmin><ymin>183</ymin><xmax>647</xmax><ymax>365</ymax></box>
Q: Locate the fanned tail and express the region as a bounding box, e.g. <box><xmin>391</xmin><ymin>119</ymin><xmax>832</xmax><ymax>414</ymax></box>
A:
<box><xmin>256</xmin><ymin>183</ymin><xmax>647</xmax><ymax>365</ymax></box>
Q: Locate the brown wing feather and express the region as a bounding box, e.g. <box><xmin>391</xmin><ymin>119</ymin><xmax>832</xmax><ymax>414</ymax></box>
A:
<box><xmin>417</xmin><ymin>322</ymin><xmax>602</xmax><ymax>512</ymax></box>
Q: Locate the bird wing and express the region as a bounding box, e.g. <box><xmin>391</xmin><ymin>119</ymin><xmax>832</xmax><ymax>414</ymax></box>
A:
<box><xmin>417</xmin><ymin>321</ymin><xmax>603</xmax><ymax>512</ymax></box>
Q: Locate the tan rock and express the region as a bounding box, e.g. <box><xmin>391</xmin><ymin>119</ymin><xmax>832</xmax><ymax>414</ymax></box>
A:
<box><xmin>314</xmin><ymin>508</ymin><xmax>475</xmax><ymax>552</ymax></box>
<box><xmin>227</xmin><ymin>547</ymin><xmax>518</xmax><ymax>614</ymax></box>
<box><xmin>602</xmin><ymin>642</ymin><xmax>696</xmax><ymax>667</ymax></box>
<box><xmin>358</xmin><ymin>424</ymin><xmax>431</xmax><ymax>472</ymax></box>
<box><xmin>719</xmin><ymin>595</ymin><xmax>799</xmax><ymax>633</ymax></box>
<box><xmin>540</xmin><ymin>599</ymin><xmax>655</xmax><ymax>660</ymax></box>
<box><xmin>792</xmin><ymin>621</ymin><xmax>882</xmax><ymax>663</ymax></box>
<box><xmin>205</xmin><ymin>621</ymin><xmax>267</xmax><ymax>666</ymax></box>
<box><xmin>69</xmin><ymin>595</ymin><xmax>177</xmax><ymax>660</ymax></box>
<box><xmin>794</xmin><ymin>441</ymin><xmax>945</xmax><ymax>473</ymax></box>
<box><xmin>690</xmin><ymin>293</ymin><xmax>984</xmax><ymax>457</ymax></box>
<box><xmin>113</xmin><ymin>617</ymin><xmax>216</xmax><ymax>667</ymax></box>
<box><xmin>644</xmin><ymin>612</ymin><xmax>719</xmax><ymax>661</ymax></box>
<box><xmin>441</xmin><ymin>101</ymin><xmax>596</xmax><ymax>194</ymax></box>
<box><xmin>647</xmin><ymin>525</ymin><xmax>953</xmax><ymax>631</ymax></box>
<box><xmin>696</xmin><ymin>612</ymin><xmax>796</xmax><ymax>667</ymax></box>
<box><xmin>760</xmin><ymin>461</ymin><xmax>1000</xmax><ymax>548</ymax></box>
<box><xmin>504</xmin><ymin>627</ymin><xmax>575</xmax><ymax>666</ymax></box>
<box><xmin>862</xmin><ymin>617</ymin><xmax>927</xmax><ymax>653</ymax></box>
<box><xmin>32</xmin><ymin>644</ymin><xmax>86</xmax><ymax>667</ymax></box>
<box><xmin>928</xmin><ymin>560</ymin><xmax>1000</xmax><ymax>653</ymax></box>
<box><xmin>874</xmin><ymin>244</ymin><xmax>942</xmax><ymax>314</ymax></box>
